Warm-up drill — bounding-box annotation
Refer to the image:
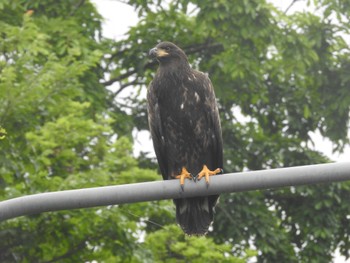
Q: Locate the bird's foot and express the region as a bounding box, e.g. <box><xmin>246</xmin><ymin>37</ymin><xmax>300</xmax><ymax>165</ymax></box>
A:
<box><xmin>175</xmin><ymin>167</ymin><xmax>192</xmax><ymax>190</ymax></box>
<box><xmin>197</xmin><ymin>165</ymin><xmax>222</xmax><ymax>185</ymax></box>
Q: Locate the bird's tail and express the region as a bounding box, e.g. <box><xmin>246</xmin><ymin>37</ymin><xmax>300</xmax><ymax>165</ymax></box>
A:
<box><xmin>174</xmin><ymin>196</ymin><xmax>218</xmax><ymax>235</ymax></box>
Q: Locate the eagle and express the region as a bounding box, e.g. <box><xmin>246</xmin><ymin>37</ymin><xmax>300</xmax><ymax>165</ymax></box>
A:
<box><xmin>147</xmin><ymin>42</ymin><xmax>223</xmax><ymax>235</ymax></box>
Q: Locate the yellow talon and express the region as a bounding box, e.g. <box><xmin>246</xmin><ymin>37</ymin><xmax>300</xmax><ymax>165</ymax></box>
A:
<box><xmin>197</xmin><ymin>165</ymin><xmax>222</xmax><ymax>184</ymax></box>
<box><xmin>175</xmin><ymin>167</ymin><xmax>192</xmax><ymax>187</ymax></box>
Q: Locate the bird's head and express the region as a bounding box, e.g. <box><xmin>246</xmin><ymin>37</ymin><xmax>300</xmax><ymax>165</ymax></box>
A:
<box><xmin>149</xmin><ymin>42</ymin><xmax>188</xmax><ymax>65</ymax></box>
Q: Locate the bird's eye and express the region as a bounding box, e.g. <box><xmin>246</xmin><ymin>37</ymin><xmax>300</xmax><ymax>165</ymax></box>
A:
<box><xmin>164</xmin><ymin>46</ymin><xmax>171</xmax><ymax>51</ymax></box>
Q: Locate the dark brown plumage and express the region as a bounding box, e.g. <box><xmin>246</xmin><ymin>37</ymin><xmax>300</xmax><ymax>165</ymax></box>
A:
<box><xmin>147</xmin><ymin>42</ymin><xmax>223</xmax><ymax>235</ymax></box>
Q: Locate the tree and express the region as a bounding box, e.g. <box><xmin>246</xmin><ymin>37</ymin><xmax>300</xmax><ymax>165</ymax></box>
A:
<box><xmin>0</xmin><ymin>0</ymin><xmax>349</xmax><ymax>262</ymax></box>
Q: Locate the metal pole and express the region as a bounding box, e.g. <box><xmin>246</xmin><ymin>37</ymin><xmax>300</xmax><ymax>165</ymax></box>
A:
<box><xmin>1</xmin><ymin>162</ymin><xmax>350</xmax><ymax>221</ymax></box>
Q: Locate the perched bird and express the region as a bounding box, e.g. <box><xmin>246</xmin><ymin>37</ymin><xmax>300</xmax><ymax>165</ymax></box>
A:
<box><xmin>147</xmin><ymin>41</ymin><xmax>223</xmax><ymax>235</ymax></box>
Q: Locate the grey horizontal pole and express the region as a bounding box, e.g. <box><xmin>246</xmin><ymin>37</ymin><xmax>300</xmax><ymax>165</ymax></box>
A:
<box><xmin>1</xmin><ymin>162</ymin><xmax>350</xmax><ymax>221</ymax></box>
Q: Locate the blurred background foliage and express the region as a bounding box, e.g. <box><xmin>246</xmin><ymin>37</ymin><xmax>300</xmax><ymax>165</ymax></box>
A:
<box><xmin>0</xmin><ymin>0</ymin><xmax>349</xmax><ymax>262</ymax></box>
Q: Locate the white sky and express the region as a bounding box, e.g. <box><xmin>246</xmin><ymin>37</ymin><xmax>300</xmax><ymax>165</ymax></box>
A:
<box><xmin>91</xmin><ymin>1</ymin><xmax>349</xmax><ymax>260</ymax></box>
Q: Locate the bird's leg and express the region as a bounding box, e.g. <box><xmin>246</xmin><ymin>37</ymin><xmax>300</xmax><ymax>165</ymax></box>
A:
<box><xmin>197</xmin><ymin>165</ymin><xmax>222</xmax><ymax>185</ymax></box>
<box><xmin>175</xmin><ymin>167</ymin><xmax>192</xmax><ymax>189</ymax></box>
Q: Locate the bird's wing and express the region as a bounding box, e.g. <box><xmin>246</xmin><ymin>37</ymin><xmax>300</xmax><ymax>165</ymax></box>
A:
<box><xmin>197</xmin><ymin>72</ymin><xmax>223</xmax><ymax>208</ymax></box>
<box><xmin>147</xmin><ymin>81</ymin><xmax>168</xmax><ymax>180</ymax></box>
<box><xmin>196</xmin><ymin>71</ymin><xmax>223</xmax><ymax>169</ymax></box>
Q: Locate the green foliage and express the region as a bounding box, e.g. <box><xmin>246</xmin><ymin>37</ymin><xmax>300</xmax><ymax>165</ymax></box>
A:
<box><xmin>145</xmin><ymin>224</ymin><xmax>256</xmax><ymax>263</ymax></box>
<box><xmin>0</xmin><ymin>126</ymin><xmax>6</xmax><ymax>139</ymax></box>
<box><xmin>0</xmin><ymin>0</ymin><xmax>350</xmax><ymax>262</ymax></box>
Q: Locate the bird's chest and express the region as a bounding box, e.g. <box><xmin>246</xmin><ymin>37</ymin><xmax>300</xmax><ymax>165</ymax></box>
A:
<box><xmin>158</xmin><ymin>83</ymin><xmax>201</xmax><ymax>123</ymax></box>
<box><xmin>156</xmin><ymin>86</ymin><xmax>205</xmax><ymax>144</ymax></box>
